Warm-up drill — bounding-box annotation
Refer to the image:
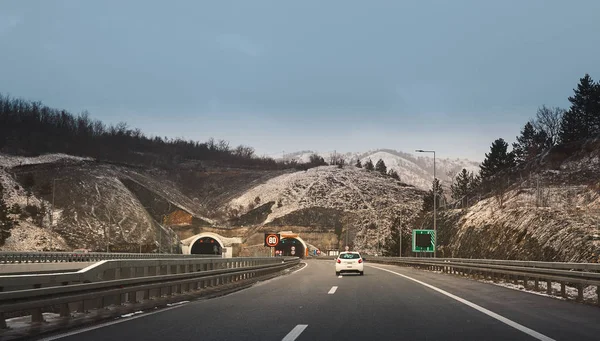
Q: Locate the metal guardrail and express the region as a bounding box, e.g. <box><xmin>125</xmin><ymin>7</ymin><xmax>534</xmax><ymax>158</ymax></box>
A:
<box><xmin>0</xmin><ymin>257</ymin><xmax>297</xmax><ymax>292</ymax></box>
<box><xmin>364</xmin><ymin>257</ymin><xmax>600</xmax><ymax>305</ymax></box>
<box><xmin>0</xmin><ymin>257</ymin><xmax>300</xmax><ymax>330</ymax></box>
<box><xmin>0</xmin><ymin>251</ymin><xmax>216</xmax><ymax>264</ymax></box>
<box><xmin>313</xmin><ymin>255</ymin><xmax>600</xmax><ymax>304</ymax></box>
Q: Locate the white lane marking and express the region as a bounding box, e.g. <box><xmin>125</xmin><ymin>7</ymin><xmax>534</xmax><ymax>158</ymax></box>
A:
<box><xmin>338</xmin><ymin>275</ymin><xmax>342</xmax><ymax>278</ymax></box>
<box><xmin>282</xmin><ymin>324</ymin><xmax>308</xmax><ymax>341</ymax></box>
<box><xmin>41</xmin><ymin>263</ymin><xmax>309</xmax><ymax>340</ymax></box>
<box><xmin>369</xmin><ymin>265</ymin><xmax>555</xmax><ymax>341</ymax></box>
<box><xmin>328</xmin><ymin>286</ymin><xmax>338</xmax><ymax>294</ymax></box>
<box><xmin>38</xmin><ymin>303</ymin><xmax>189</xmax><ymax>341</ymax></box>
<box><xmin>234</xmin><ymin>261</ymin><xmax>308</xmax><ymax>291</ymax></box>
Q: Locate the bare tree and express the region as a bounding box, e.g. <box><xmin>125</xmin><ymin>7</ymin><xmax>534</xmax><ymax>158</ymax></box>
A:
<box><xmin>532</xmin><ymin>105</ymin><xmax>565</xmax><ymax>147</ymax></box>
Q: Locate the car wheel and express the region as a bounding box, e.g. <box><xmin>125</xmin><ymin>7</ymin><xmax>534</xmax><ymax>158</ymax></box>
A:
<box><xmin>359</xmin><ymin>271</ymin><xmax>364</xmax><ymax>276</ymax></box>
<box><xmin>336</xmin><ymin>271</ymin><xmax>340</xmax><ymax>276</ymax></box>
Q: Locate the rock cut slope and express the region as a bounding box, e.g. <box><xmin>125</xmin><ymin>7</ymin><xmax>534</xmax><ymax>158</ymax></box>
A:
<box><xmin>430</xmin><ymin>138</ymin><xmax>600</xmax><ymax>262</ymax></box>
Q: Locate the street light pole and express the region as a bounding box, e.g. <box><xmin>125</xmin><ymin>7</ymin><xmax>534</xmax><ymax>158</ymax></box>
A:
<box><xmin>416</xmin><ymin>149</ymin><xmax>437</xmax><ymax>258</ymax></box>
<box><xmin>51</xmin><ymin>179</ymin><xmax>56</xmax><ymax>250</ymax></box>
<box><xmin>399</xmin><ymin>226</ymin><xmax>402</xmax><ymax>257</ymax></box>
<box><xmin>50</xmin><ymin>178</ymin><xmax>64</xmax><ymax>251</ymax></box>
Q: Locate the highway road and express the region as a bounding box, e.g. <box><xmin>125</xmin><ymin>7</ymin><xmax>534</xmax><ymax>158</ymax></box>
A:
<box><xmin>38</xmin><ymin>260</ymin><xmax>600</xmax><ymax>341</ymax></box>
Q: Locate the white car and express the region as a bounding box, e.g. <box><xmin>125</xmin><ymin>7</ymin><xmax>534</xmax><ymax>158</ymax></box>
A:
<box><xmin>335</xmin><ymin>251</ymin><xmax>364</xmax><ymax>276</ymax></box>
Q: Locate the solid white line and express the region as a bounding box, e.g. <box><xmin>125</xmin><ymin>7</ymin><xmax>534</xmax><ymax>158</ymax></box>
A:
<box><xmin>40</xmin><ymin>263</ymin><xmax>310</xmax><ymax>340</ymax></box>
<box><xmin>328</xmin><ymin>286</ymin><xmax>338</xmax><ymax>294</ymax></box>
<box><xmin>369</xmin><ymin>265</ymin><xmax>555</xmax><ymax>341</ymax></box>
<box><xmin>282</xmin><ymin>324</ymin><xmax>308</xmax><ymax>341</ymax></box>
<box><xmin>249</xmin><ymin>261</ymin><xmax>308</xmax><ymax>289</ymax></box>
<box><xmin>38</xmin><ymin>303</ymin><xmax>189</xmax><ymax>341</ymax></box>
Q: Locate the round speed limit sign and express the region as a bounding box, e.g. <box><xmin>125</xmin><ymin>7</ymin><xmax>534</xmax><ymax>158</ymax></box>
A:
<box><xmin>265</xmin><ymin>234</ymin><xmax>279</xmax><ymax>247</ymax></box>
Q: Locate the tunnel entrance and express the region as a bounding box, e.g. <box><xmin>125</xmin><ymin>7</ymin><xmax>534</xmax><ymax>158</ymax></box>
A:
<box><xmin>275</xmin><ymin>238</ymin><xmax>305</xmax><ymax>258</ymax></box>
<box><xmin>190</xmin><ymin>237</ymin><xmax>222</xmax><ymax>255</ymax></box>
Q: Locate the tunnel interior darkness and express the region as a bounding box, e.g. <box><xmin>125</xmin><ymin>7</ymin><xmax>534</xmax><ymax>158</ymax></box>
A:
<box><xmin>275</xmin><ymin>238</ymin><xmax>305</xmax><ymax>258</ymax></box>
<box><xmin>190</xmin><ymin>237</ymin><xmax>222</xmax><ymax>255</ymax></box>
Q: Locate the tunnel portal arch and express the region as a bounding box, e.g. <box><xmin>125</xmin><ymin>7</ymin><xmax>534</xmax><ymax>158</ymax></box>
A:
<box><xmin>189</xmin><ymin>232</ymin><xmax>224</xmax><ymax>256</ymax></box>
<box><xmin>275</xmin><ymin>236</ymin><xmax>307</xmax><ymax>258</ymax></box>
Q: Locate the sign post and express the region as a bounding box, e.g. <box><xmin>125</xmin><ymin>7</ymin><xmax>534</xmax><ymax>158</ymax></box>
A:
<box><xmin>412</xmin><ymin>229</ymin><xmax>435</xmax><ymax>253</ymax></box>
<box><xmin>264</xmin><ymin>233</ymin><xmax>280</xmax><ymax>257</ymax></box>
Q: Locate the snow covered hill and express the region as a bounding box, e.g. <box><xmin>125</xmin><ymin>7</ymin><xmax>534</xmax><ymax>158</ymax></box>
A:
<box><xmin>227</xmin><ymin>165</ymin><xmax>425</xmax><ymax>254</ymax></box>
<box><xmin>282</xmin><ymin>149</ymin><xmax>480</xmax><ymax>190</ymax></box>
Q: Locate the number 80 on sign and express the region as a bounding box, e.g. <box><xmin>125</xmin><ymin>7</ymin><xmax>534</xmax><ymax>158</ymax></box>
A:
<box><xmin>264</xmin><ymin>233</ymin><xmax>280</xmax><ymax>247</ymax></box>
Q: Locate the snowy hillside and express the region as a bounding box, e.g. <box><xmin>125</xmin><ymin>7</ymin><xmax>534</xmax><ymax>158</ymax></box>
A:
<box><xmin>281</xmin><ymin>149</ymin><xmax>480</xmax><ymax>190</ymax></box>
<box><xmin>0</xmin><ymin>153</ymin><xmax>213</xmax><ymax>252</ymax></box>
<box><xmin>435</xmin><ymin>184</ymin><xmax>600</xmax><ymax>262</ymax></box>
<box><xmin>228</xmin><ymin>165</ymin><xmax>425</xmax><ymax>254</ymax></box>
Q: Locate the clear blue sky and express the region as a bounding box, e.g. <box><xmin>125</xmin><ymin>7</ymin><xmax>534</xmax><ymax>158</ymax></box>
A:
<box><xmin>1</xmin><ymin>0</ymin><xmax>599</xmax><ymax>161</ymax></box>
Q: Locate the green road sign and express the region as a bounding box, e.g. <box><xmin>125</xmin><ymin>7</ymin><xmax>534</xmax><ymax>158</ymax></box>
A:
<box><xmin>412</xmin><ymin>229</ymin><xmax>435</xmax><ymax>252</ymax></box>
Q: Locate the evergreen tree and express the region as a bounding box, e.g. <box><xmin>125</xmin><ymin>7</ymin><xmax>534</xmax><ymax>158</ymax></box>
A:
<box><xmin>512</xmin><ymin>122</ymin><xmax>547</xmax><ymax>164</ymax></box>
<box><xmin>375</xmin><ymin>159</ymin><xmax>387</xmax><ymax>175</ymax></box>
<box><xmin>559</xmin><ymin>74</ymin><xmax>600</xmax><ymax>143</ymax></box>
<box><xmin>364</xmin><ymin>159</ymin><xmax>374</xmax><ymax>171</ymax></box>
<box><xmin>388</xmin><ymin>169</ymin><xmax>400</xmax><ymax>180</ymax></box>
<box><xmin>558</xmin><ymin>110</ymin><xmax>585</xmax><ymax>144</ymax></box>
<box><xmin>423</xmin><ymin>178</ymin><xmax>444</xmax><ymax>212</ymax></box>
<box><xmin>451</xmin><ymin>169</ymin><xmax>474</xmax><ymax>207</ymax></box>
<box><xmin>479</xmin><ymin>138</ymin><xmax>515</xmax><ymax>180</ymax></box>
<box><xmin>308</xmin><ymin>154</ymin><xmax>326</xmax><ymax>167</ymax></box>
<box><xmin>355</xmin><ymin>159</ymin><xmax>362</xmax><ymax>168</ymax></box>
<box><xmin>383</xmin><ymin>217</ymin><xmax>406</xmax><ymax>256</ymax></box>
<box><xmin>469</xmin><ymin>174</ymin><xmax>482</xmax><ymax>194</ymax></box>
<box><xmin>0</xmin><ymin>183</ymin><xmax>18</xmax><ymax>245</ymax></box>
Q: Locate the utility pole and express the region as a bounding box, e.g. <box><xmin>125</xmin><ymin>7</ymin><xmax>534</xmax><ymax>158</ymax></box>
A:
<box><xmin>399</xmin><ymin>227</ymin><xmax>402</xmax><ymax>257</ymax></box>
<box><xmin>160</xmin><ymin>215</ymin><xmax>166</xmax><ymax>254</ymax></box>
<box><xmin>106</xmin><ymin>210</ymin><xmax>110</xmax><ymax>253</ymax></box>
<box><xmin>51</xmin><ymin>178</ymin><xmax>56</xmax><ymax>250</ymax></box>
<box><xmin>139</xmin><ymin>225</ymin><xmax>143</xmax><ymax>254</ymax></box>
<box><xmin>377</xmin><ymin>222</ymin><xmax>380</xmax><ymax>256</ymax></box>
<box><xmin>433</xmin><ymin>151</ymin><xmax>436</xmax><ymax>258</ymax></box>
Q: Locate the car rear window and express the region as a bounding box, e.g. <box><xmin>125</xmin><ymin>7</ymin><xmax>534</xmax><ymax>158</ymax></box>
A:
<box><xmin>339</xmin><ymin>253</ymin><xmax>361</xmax><ymax>259</ymax></box>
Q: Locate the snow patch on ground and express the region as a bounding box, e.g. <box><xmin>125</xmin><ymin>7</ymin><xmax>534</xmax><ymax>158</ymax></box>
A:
<box><xmin>422</xmin><ymin>268</ymin><xmax>598</xmax><ymax>304</ymax></box>
<box><xmin>166</xmin><ymin>300</ymin><xmax>190</xmax><ymax>307</ymax></box>
<box><xmin>0</xmin><ymin>166</ymin><xmax>45</xmax><ymax>208</ymax></box>
<box><xmin>480</xmin><ymin>279</ymin><xmax>598</xmax><ymax>303</ymax></box>
<box><xmin>281</xmin><ymin>149</ymin><xmax>479</xmax><ymax>191</ymax></box>
<box><xmin>0</xmin><ymin>220</ymin><xmax>69</xmax><ymax>251</ymax></box>
<box><xmin>0</xmin><ymin>153</ymin><xmax>92</xmax><ymax>168</ymax></box>
<box><xmin>121</xmin><ymin>310</ymin><xmax>144</xmax><ymax>318</ymax></box>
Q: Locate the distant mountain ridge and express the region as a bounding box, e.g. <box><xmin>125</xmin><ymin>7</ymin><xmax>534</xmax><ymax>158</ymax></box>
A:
<box><xmin>281</xmin><ymin>149</ymin><xmax>480</xmax><ymax>190</ymax></box>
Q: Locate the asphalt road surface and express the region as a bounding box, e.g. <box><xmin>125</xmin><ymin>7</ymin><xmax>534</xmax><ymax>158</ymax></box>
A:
<box><xmin>40</xmin><ymin>260</ymin><xmax>600</xmax><ymax>341</ymax></box>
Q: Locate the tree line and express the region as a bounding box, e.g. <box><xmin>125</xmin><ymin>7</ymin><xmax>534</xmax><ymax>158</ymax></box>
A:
<box><xmin>355</xmin><ymin>158</ymin><xmax>400</xmax><ymax>180</ymax></box>
<box><xmin>423</xmin><ymin>73</ymin><xmax>600</xmax><ymax>211</ymax></box>
<box><xmin>0</xmin><ymin>94</ymin><xmax>299</xmax><ymax>170</ymax></box>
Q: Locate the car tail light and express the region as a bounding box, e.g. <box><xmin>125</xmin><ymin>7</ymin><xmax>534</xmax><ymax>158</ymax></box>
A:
<box><xmin>336</xmin><ymin>259</ymin><xmax>341</xmax><ymax>263</ymax></box>
<box><xmin>358</xmin><ymin>259</ymin><xmax>363</xmax><ymax>263</ymax></box>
